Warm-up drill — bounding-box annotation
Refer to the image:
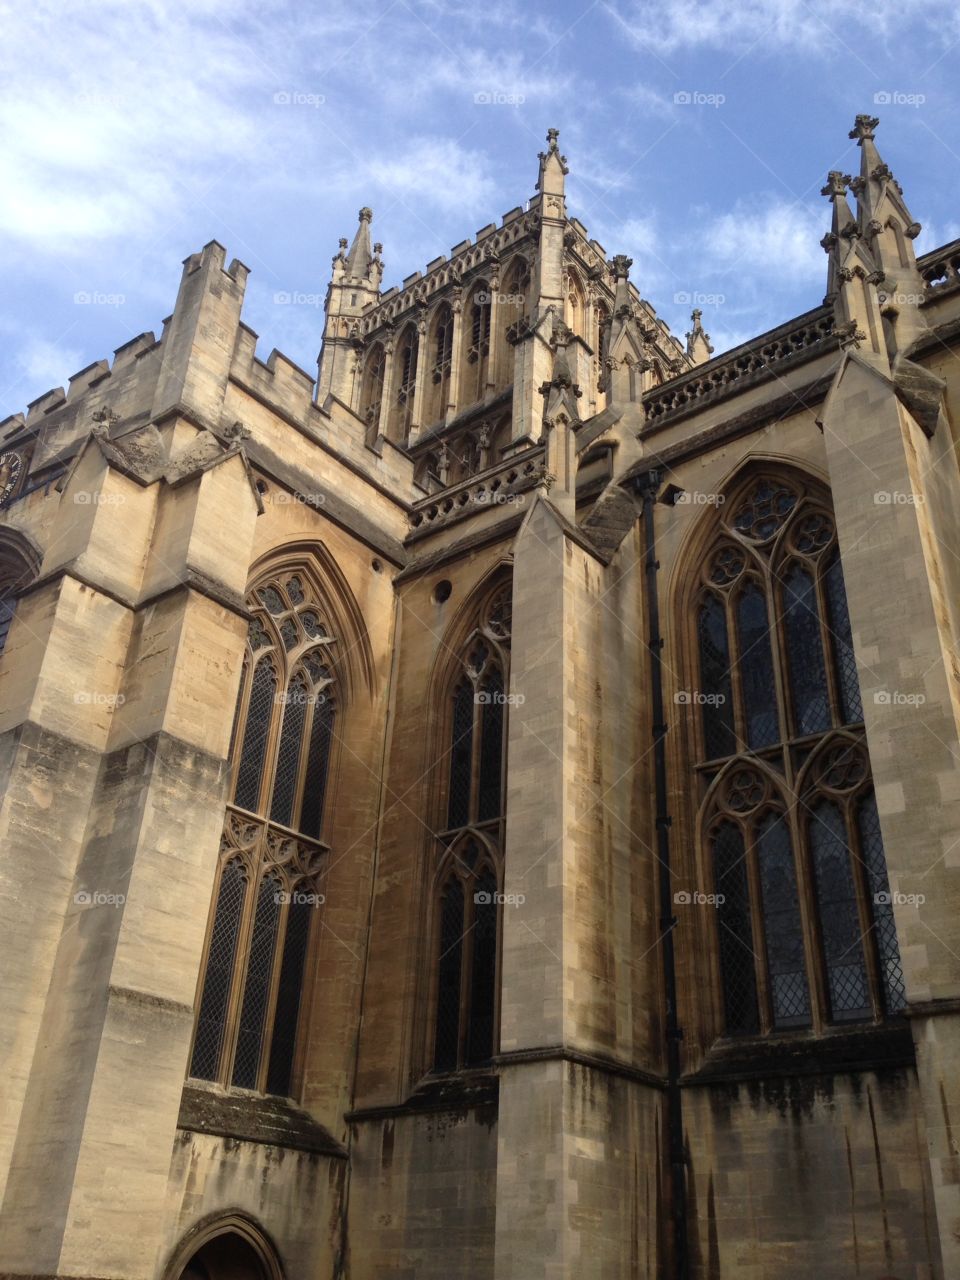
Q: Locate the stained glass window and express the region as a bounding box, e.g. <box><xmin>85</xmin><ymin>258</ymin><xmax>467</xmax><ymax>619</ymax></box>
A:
<box><xmin>466</xmin><ymin>868</ymin><xmax>499</xmax><ymax>1065</ymax></box>
<box><xmin>809</xmin><ymin>801</ymin><xmax>870</xmax><ymax>1021</ymax></box>
<box><xmin>736</xmin><ymin>583</ymin><xmax>779</xmax><ymax>748</ymax></box>
<box><xmin>756</xmin><ymin>813</ymin><xmax>810</xmax><ymax>1028</ymax></box>
<box><xmin>234</xmin><ymin>660</ymin><xmax>277</xmax><ymax>813</ymax></box>
<box><xmin>698</xmin><ymin>594</ymin><xmax>735</xmax><ymax>759</ymax></box>
<box><xmin>691</xmin><ymin>476</ymin><xmax>903</xmax><ymax>1038</ymax></box>
<box><xmin>447</xmin><ymin>681</ymin><xmax>474</xmax><ymax>829</ymax></box>
<box><xmin>713</xmin><ymin>822</ymin><xmax>759</xmax><ymax>1035</ymax></box>
<box><xmin>190</xmin><ymin>860</ymin><xmax>247</xmax><ymax>1081</ymax></box>
<box><xmin>783</xmin><ymin>563</ymin><xmax>830</xmax><ymax>735</ymax></box>
<box><xmin>434</xmin><ymin>878</ymin><xmax>464</xmax><ymax>1071</ymax></box>
<box><xmin>191</xmin><ymin>567</ymin><xmax>343</xmax><ymax>1095</ymax></box>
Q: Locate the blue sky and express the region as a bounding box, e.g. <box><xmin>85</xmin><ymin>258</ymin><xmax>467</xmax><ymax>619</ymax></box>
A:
<box><xmin>2</xmin><ymin>0</ymin><xmax>959</xmax><ymax>417</ymax></box>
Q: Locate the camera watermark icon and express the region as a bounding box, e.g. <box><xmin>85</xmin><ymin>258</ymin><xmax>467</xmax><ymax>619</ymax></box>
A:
<box><xmin>475</xmin><ymin>689</ymin><xmax>525</xmax><ymax>706</ymax></box>
<box><xmin>674</xmin><ymin>90</ymin><xmax>725</xmax><ymax>108</ymax></box>
<box><xmin>874</xmin><ymin>690</ymin><xmax>926</xmax><ymax>707</ymax></box>
<box><xmin>274</xmin><ymin>889</ymin><xmax>325</xmax><ymax>906</ymax></box>
<box><xmin>674</xmin><ymin>490</ymin><xmax>725</xmax><ymax>507</ymax></box>
<box><xmin>273</xmin><ymin>90</ymin><xmax>325</xmax><ymax>107</ymax></box>
<box><xmin>73</xmin><ymin>491</ymin><xmax>126</xmax><ymax>505</ymax></box>
<box><xmin>273</xmin><ymin>290</ymin><xmax>324</xmax><ymax>307</ymax></box>
<box><xmin>874</xmin><ymin>490</ymin><xmax>922</xmax><ymax>505</ymax></box>
<box><xmin>674</xmin><ymin>290</ymin><xmax>725</xmax><ymax>306</ymax></box>
<box><xmin>675</xmin><ymin>690</ymin><xmax>726</xmax><ymax>706</ymax></box>
<box><xmin>74</xmin><ymin>291</ymin><xmax>125</xmax><ymax>307</ymax></box>
<box><xmin>474</xmin><ymin>890</ymin><xmax>525</xmax><ymax>906</ymax></box>
<box><xmin>674</xmin><ymin>890</ymin><xmax>725</xmax><ymax>906</ymax></box>
<box><xmin>473</xmin><ymin>90</ymin><xmax>526</xmax><ymax>107</ymax></box>
<box><xmin>873</xmin><ymin>91</ymin><xmax>925</xmax><ymax>108</ymax></box>
<box><xmin>275</xmin><ymin>689</ymin><xmax>329</xmax><ymax>708</ymax></box>
<box><xmin>75</xmin><ymin>890</ymin><xmax>126</xmax><ymax>908</ymax></box>
<box><xmin>874</xmin><ymin>890</ymin><xmax>925</xmax><ymax>906</ymax></box>
<box><xmin>73</xmin><ymin>691</ymin><xmax>125</xmax><ymax>706</ymax></box>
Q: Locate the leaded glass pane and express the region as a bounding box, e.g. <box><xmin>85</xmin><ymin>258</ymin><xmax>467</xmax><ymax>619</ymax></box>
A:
<box><xmin>857</xmin><ymin>791</ymin><xmax>906</xmax><ymax>1013</ymax></box>
<box><xmin>477</xmin><ymin>670</ymin><xmax>504</xmax><ymax>822</ymax></box>
<box><xmin>447</xmin><ymin>682</ymin><xmax>474</xmax><ymax>829</ymax></box>
<box><xmin>190</xmin><ymin>859</ymin><xmax>246</xmax><ymax>1080</ymax></box>
<box><xmin>266</xmin><ymin>894</ymin><xmax>314</xmax><ymax>1096</ymax></box>
<box><xmin>0</xmin><ymin>596</ymin><xmax>14</xmax><ymax>654</ymax></box>
<box><xmin>824</xmin><ymin>552</ymin><xmax>863</xmax><ymax>725</ymax></box>
<box><xmin>280</xmin><ymin>618</ymin><xmax>298</xmax><ymax>650</ymax></box>
<box><xmin>782</xmin><ymin>563</ymin><xmax>830</xmax><ymax>736</ymax></box>
<box><xmin>434</xmin><ymin>879</ymin><xmax>464</xmax><ymax>1071</ymax></box>
<box><xmin>809</xmin><ymin>801</ymin><xmax>870</xmax><ymax>1021</ymax></box>
<box><xmin>698</xmin><ymin>595</ymin><xmax>735</xmax><ymax>760</ymax></box>
<box><xmin>286</xmin><ymin>575</ymin><xmax>305</xmax><ymax>604</ymax></box>
<box><xmin>259</xmin><ymin>586</ymin><xmax>284</xmax><ymax>614</ymax></box>
<box><xmin>732</xmin><ymin>480</ymin><xmax>797</xmax><ymax>541</ymax></box>
<box><xmin>466</xmin><ymin>869</ymin><xmax>498</xmax><ymax>1065</ymax></box>
<box><xmin>736</xmin><ymin>583</ymin><xmax>780</xmax><ymax>749</ymax></box>
<box><xmin>713</xmin><ymin>822</ymin><xmax>759</xmax><ymax>1035</ymax></box>
<box><xmin>300</xmin><ymin>701</ymin><xmax>335</xmax><ymax>839</ymax></box>
<box><xmin>270</xmin><ymin>676</ymin><xmax>309</xmax><ymax>828</ymax></box>
<box><xmin>231</xmin><ymin>873</ymin><xmax>282</xmax><ymax>1088</ymax></box>
<box><xmin>756</xmin><ymin>813</ymin><xmax>810</xmax><ymax>1027</ymax></box>
<box><xmin>234</xmin><ymin>660</ymin><xmax>277</xmax><ymax>813</ymax></box>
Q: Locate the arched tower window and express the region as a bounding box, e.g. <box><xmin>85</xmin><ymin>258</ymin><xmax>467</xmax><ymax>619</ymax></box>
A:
<box><xmin>497</xmin><ymin>257</ymin><xmax>530</xmax><ymax>390</ymax></box>
<box><xmin>430</xmin><ymin>579</ymin><xmax>512</xmax><ymax>1072</ymax></box>
<box><xmin>189</xmin><ymin>569</ymin><xmax>339</xmax><ymax>1095</ymax></box>
<box><xmin>0</xmin><ymin>528</ymin><xmax>41</xmax><ymax>659</ymax></box>
<box><xmin>391</xmin><ymin>323</ymin><xmax>419</xmax><ymax>440</ymax></box>
<box><xmin>358</xmin><ymin>342</ymin><xmax>386</xmax><ymax>436</ymax></box>
<box><xmin>424</xmin><ymin>303</ymin><xmax>454</xmax><ymax>427</ymax></box>
<box><xmin>462</xmin><ymin>281</ymin><xmax>491</xmax><ymax>407</ymax></box>
<box><xmin>689</xmin><ymin>474</ymin><xmax>905</xmax><ymax>1037</ymax></box>
<box><xmin>564</xmin><ymin>268</ymin><xmax>586</xmax><ymax>340</ymax></box>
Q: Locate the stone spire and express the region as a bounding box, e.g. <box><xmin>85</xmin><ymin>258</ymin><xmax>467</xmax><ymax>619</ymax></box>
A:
<box><xmin>685</xmin><ymin>309</ymin><xmax>714</xmax><ymax>365</ymax></box>
<box><xmin>603</xmin><ymin>255</ymin><xmax>646</xmax><ymax>402</ymax></box>
<box><xmin>820</xmin><ymin>168</ymin><xmax>885</xmax><ymax>357</ymax></box>
<box><xmin>537</xmin><ymin>127</ymin><xmax>568</xmax><ymax>204</ymax></box>
<box><xmin>318</xmin><ymin>207</ymin><xmax>383</xmax><ymax>403</ymax></box>
<box><xmin>848</xmin><ymin>114</ymin><xmax>921</xmax><ymax>276</ymax></box>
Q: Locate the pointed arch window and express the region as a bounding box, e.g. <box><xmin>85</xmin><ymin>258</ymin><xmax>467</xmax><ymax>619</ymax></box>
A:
<box><xmin>392</xmin><ymin>324</ymin><xmax>419</xmax><ymax>440</ymax></box>
<box><xmin>688</xmin><ymin>476</ymin><xmax>905</xmax><ymax>1037</ymax></box>
<box><xmin>429</xmin><ymin>579</ymin><xmax>512</xmax><ymax>1073</ymax></box>
<box><xmin>425</xmin><ymin>303</ymin><xmax>454</xmax><ymax>427</ymax></box>
<box><xmin>358</xmin><ymin>343</ymin><xmax>386</xmax><ymax>434</ymax></box>
<box><xmin>463</xmin><ymin>282</ymin><xmax>492</xmax><ymax>406</ymax></box>
<box><xmin>498</xmin><ymin>258</ymin><xmax>530</xmax><ymax>389</ymax></box>
<box><xmin>189</xmin><ymin>570</ymin><xmax>340</xmax><ymax>1095</ymax></box>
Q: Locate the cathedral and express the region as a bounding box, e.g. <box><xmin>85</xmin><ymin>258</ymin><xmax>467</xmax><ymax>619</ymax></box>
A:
<box><xmin>0</xmin><ymin>117</ymin><xmax>958</xmax><ymax>1279</ymax></box>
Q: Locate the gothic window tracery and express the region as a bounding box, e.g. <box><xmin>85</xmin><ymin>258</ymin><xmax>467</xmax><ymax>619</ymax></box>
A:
<box><xmin>425</xmin><ymin>303</ymin><xmax>454</xmax><ymax>427</ymax></box>
<box><xmin>189</xmin><ymin>569</ymin><xmax>339</xmax><ymax>1095</ymax></box>
<box><xmin>463</xmin><ymin>281</ymin><xmax>492</xmax><ymax>406</ymax></box>
<box><xmin>430</xmin><ymin>579</ymin><xmax>511</xmax><ymax>1072</ymax></box>
<box><xmin>393</xmin><ymin>323</ymin><xmax>419</xmax><ymax>439</ymax></box>
<box><xmin>690</xmin><ymin>474</ymin><xmax>905</xmax><ymax>1037</ymax></box>
<box><xmin>358</xmin><ymin>342</ymin><xmax>386</xmax><ymax>435</ymax></box>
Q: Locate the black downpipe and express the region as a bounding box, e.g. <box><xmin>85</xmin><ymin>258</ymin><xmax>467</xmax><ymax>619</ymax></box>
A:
<box><xmin>639</xmin><ymin>471</ymin><xmax>688</xmax><ymax>1280</ymax></box>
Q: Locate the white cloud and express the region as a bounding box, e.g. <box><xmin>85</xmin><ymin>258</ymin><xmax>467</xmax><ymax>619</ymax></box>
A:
<box><xmin>702</xmin><ymin>199</ymin><xmax>826</xmax><ymax>281</ymax></box>
<box><xmin>606</xmin><ymin>0</ymin><xmax>960</xmax><ymax>54</ymax></box>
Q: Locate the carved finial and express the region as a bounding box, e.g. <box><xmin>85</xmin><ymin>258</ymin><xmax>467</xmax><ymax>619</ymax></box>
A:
<box><xmin>821</xmin><ymin>170</ymin><xmax>849</xmax><ymax>201</ymax></box>
<box><xmin>223</xmin><ymin>420</ymin><xmax>251</xmax><ymax>442</ymax></box>
<box><xmin>849</xmin><ymin>114</ymin><xmax>879</xmax><ymax>143</ymax></box>
<box><xmin>611</xmin><ymin>254</ymin><xmax>633</xmax><ymax>280</ymax></box>
<box><xmin>358</xmin><ymin>206</ymin><xmax>373</xmax><ymax>223</ymax></box>
<box><xmin>546</xmin><ymin>127</ymin><xmax>560</xmax><ymax>151</ymax></box>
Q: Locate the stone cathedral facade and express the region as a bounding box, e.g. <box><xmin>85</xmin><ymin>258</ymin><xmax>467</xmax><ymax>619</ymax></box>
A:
<box><xmin>1</xmin><ymin>118</ymin><xmax>959</xmax><ymax>1279</ymax></box>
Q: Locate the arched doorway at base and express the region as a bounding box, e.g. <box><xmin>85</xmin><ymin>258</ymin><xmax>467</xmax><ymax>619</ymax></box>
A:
<box><xmin>164</xmin><ymin>1214</ymin><xmax>283</xmax><ymax>1280</ymax></box>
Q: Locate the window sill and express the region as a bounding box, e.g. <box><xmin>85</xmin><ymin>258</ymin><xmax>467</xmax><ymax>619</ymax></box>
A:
<box><xmin>178</xmin><ymin>1081</ymin><xmax>347</xmax><ymax>1158</ymax></box>
<box><xmin>347</xmin><ymin>1068</ymin><xmax>499</xmax><ymax>1122</ymax></box>
<box><xmin>682</xmin><ymin>1021</ymin><xmax>914</xmax><ymax>1086</ymax></box>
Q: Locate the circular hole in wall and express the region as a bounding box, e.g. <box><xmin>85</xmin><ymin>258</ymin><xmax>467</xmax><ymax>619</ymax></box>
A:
<box><xmin>433</xmin><ymin>579</ymin><xmax>452</xmax><ymax>605</ymax></box>
<box><xmin>371</xmin><ymin>558</ymin><xmax>383</xmax><ymax>574</ymax></box>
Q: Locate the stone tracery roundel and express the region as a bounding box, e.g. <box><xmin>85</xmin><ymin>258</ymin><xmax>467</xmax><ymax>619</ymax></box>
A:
<box><xmin>730</xmin><ymin>479</ymin><xmax>799</xmax><ymax>542</ymax></box>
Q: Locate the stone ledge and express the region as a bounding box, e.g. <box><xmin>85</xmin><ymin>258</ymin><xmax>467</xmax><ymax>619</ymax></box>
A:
<box><xmin>348</xmin><ymin>1070</ymin><xmax>499</xmax><ymax>1122</ymax></box>
<box><xmin>683</xmin><ymin>1022</ymin><xmax>915</xmax><ymax>1086</ymax></box>
<box><xmin>177</xmin><ymin>1083</ymin><xmax>347</xmax><ymax>1158</ymax></box>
